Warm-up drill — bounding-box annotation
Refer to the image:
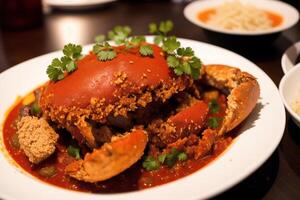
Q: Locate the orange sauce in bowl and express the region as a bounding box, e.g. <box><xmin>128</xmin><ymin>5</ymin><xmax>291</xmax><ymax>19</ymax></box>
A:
<box><xmin>197</xmin><ymin>8</ymin><xmax>283</xmax><ymax>28</ymax></box>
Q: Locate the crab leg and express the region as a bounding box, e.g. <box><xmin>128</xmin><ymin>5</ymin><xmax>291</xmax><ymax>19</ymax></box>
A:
<box><xmin>154</xmin><ymin>101</ymin><xmax>209</xmax><ymax>145</ymax></box>
<box><xmin>65</xmin><ymin>129</ymin><xmax>148</xmax><ymax>183</ymax></box>
<box><xmin>202</xmin><ymin>64</ymin><xmax>260</xmax><ymax>135</ymax></box>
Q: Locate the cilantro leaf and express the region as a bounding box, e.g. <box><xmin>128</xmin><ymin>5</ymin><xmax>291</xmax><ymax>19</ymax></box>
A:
<box><xmin>142</xmin><ymin>156</ymin><xmax>160</xmax><ymax>171</ymax></box>
<box><xmin>209</xmin><ymin>99</ymin><xmax>220</xmax><ymax>114</ymax></box>
<box><xmin>95</xmin><ymin>34</ymin><xmax>106</xmax><ymax>43</ymax></box>
<box><xmin>158</xmin><ymin>154</ymin><xmax>167</xmax><ymax>164</ymax></box>
<box><xmin>208</xmin><ymin>117</ymin><xmax>220</xmax><ymax>128</ymax></box>
<box><xmin>63</xmin><ymin>43</ymin><xmax>82</xmax><ymax>59</ymax></box>
<box><xmin>162</xmin><ymin>36</ymin><xmax>180</xmax><ymax>54</ymax></box>
<box><xmin>178</xmin><ymin>152</ymin><xmax>188</xmax><ymax>161</ymax></box>
<box><xmin>46</xmin><ymin>59</ymin><xmax>64</xmax><ymax>81</ymax></box>
<box><xmin>108</xmin><ymin>25</ymin><xmax>132</xmax><ymax>44</ymax></box>
<box><xmin>159</xmin><ymin>20</ymin><xmax>173</xmax><ymax>35</ymax></box>
<box><xmin>140</xmin><ymin>45</ymin><xmax>153</xmax><ymax>56</ymax></box>
<box><xmin>130</xmin><ymin>36</ymin><xmax>146</xmax><ymax>45</ymax></box>
<box><xmin>97</xmin><ymin>50</ymin><xmax>117</xmax><ymax>61</ymax></box>
<box><xmin>167</xmin><ymin>55</ymin><xmax>180</xmax><ymax>68</ymax></box>
<box><xmin>177</xmin><ymin>47</ymin><xmax>194</xmax><ymax>57</ymax></box>
<box><xmin>154</xmin><ymin>35</ymin><xmax>164</xmax><ymax>45</ymax></box>
<box><xmin>67</xmin><ymin>145</ymin><xmax>81</xmax><ymax>159</ymax></box>
<box><xmin>149</xmin><ymin>23</ymin><xmax>158</xmax><ymax>34</ymax></box>
<box><xmin>47</xmin><ymin>43</ymin><xmax>82</xmax><ymax>81</ymax></box>
<box><xmin>165</xmin><ymin>148</ymin><xmax>180</xmax><ymax>168</ymax></box>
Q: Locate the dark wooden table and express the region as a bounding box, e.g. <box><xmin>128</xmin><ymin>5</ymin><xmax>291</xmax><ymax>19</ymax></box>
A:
<box><xmin>1</xmin><ymin>1</ymin><xmax>300</xmax><ymax>199</ymax></box>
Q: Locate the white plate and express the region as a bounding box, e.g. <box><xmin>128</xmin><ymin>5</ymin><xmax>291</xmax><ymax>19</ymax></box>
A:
<box><xmin>44</xmin><ymin>0</ymin><xmax>117</xmax><ymax>10</ymax></box>
<box><xmin>184</xmin><ymin>0</ymin><xmax>299</xmax><ymax>36</ymax></box>
<box><xmin>281</xmin><ymin>41</ymin><xmax>300</xmax><ymax>74</ymax></box>
<box><xmin>0</xmin><ymin>37</ymin><xmax>285</xmax><ymax>200</ymax></box>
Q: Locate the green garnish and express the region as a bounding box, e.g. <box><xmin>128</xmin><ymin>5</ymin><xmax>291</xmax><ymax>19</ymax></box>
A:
<box><xmin>208</xmin><ymin>117</ymin><xmax>222</xmax><ymax>129</ymax></box>
<box><xmin>93</xmin><ymin>42</ymin><xmax>117</xmax><ymax>61</ymax></box>
<box><xmin>149</xmin><ymin>21</ymin><xmax>202</xmax><ymax>79</ymax></box>
<box><xmin>164</xmin><ymin>148</ymin><xmax>180</xmax><ymax>168</ymax></box>
<box><xmin>46</xmin><ymin>43</ymin><xmax>82</xmax><ymax>81</ymax></box>
<box><xmin>140</xmin><ymin>45</ymin><xmax>154</xmax><ymax>56</ymax></box>
<box><xmin>178</xmin><ymin>152</ymin><xmax>188</xmax><ymax>161</ymax></box>
<box><xmin>142</xmin><ymin>156</ymin><xmax>160</xmax><ymax>171</ymax></box>
<box><xmin>148</xmin><ymin>20</ymin><xmax>173</xmax><ymax>45</ymax></box>
<box><xmin>67</xmin><ymin>145</ymin><xmax>81</xmax><ymax>159</ymax></box>
<box><xmin>31</xmin><ymin>102</ymin><xmax>41</xmax><ymax>116</ymax></box>
<box><xmin>143</xmin><ymin>148</ymin><xmax>188</xmax><ymax>171</ymax></box>
<box><xmin>158</xmin><ymin>153</ymin><xmax>167</xmax><ymax>164</ymax></box>
<box><xmin>208</xmin><ymin>99</ymin><xmax>220</xmax><ymax>114</ymax></box>
<box><xmin>108</xmin><ymin>25</ymin><xmax>132</xmax><ymax>45</ymax></box>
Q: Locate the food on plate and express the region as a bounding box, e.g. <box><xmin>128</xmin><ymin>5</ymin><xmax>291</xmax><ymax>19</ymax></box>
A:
<box><xmin>292</xmin><ymin>94</ymin><xmax>300</xmax><ymax>116</ymax></box>
<box><xmin>2</xmin><ymin>21</ymin><xmax>260</xmax><ymax>192</ymax></box>
<box><xmin>197</xmin><ymin>1</ymin><xmax>282</xmax><ymax>31</ymax></box>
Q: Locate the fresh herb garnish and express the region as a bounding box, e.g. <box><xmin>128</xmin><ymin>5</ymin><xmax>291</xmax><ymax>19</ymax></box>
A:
<box><xmin>149</xmin><ymin>21</ymin><xmax>202</xmax><ymax>79</ymax></box>
<box><xmin>208</xmin><ymin>99</ymin><xmax>220</xmax><ymax>114</ymax></box>
<box><xmin>178</xmin><ymin>152</ymin><xmax>188</xmax><ymax>161</ymax></box>
<box><xmin>94</xmin><ymin>27</ymin><xmax>153</xmax><ymax>59</ymax></box>
<box><xmin>67</xmin><ymin>145</ymin><xmax>81</xmax><ymax>159</ymax></box>
<box><xmin>46</xmin><ymin>43</ymin><xmax>82</xmax><ymax>81</ymax></box>
<box><xmin>142</xmin><ymin>148</ymin><xmax>188</xmax><ymax>171</ymax></box>
<box><xmin>208</xmin><ymin>117</ymin><xmax>222</xmax><ymax>129</ymax></box>
<box><xmin>140</xmin><ymin>45</ymin><xmax>154</xmax><ymax>56</ymax></box>
<box><xmin>31</xmin><ymin>102</ymin><xmax>41</xmax><ymax>116</ymax></box>
<box><xmin>149</xmin><ymin>20</ymin><xmax>173</xmax><ymax>45</ymax></box>
<box><xmin>142</xmin><ymin>156</ymin><xmax>160</xmax><ymax>171</ymax></box>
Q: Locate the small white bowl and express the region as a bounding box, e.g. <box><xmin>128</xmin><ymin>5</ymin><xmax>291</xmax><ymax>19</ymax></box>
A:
<box><xmin>279</xmin><ymin>64</ymin><xmax>300</xmax><ymax>128</ymax></box>
<box><xmin>184</xmin><ymin>0</ymin><xmax>299</xmax><ymax>36</ymax></box>
<box><xmin>281</xmin><ymin>41</ymin><xmax>300</xmax><ymax>74</ymax></box>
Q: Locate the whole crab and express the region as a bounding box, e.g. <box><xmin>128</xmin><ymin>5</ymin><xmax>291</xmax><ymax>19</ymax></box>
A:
<box><xmin>39</xmin><ymin>43</ymin><xmax>259</xmax><ymax>183</ymax></box>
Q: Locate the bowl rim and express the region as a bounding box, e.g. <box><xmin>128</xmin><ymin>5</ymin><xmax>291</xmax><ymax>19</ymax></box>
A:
<box><xmin>281</xmin><ymin>41</ymin><xmax>300</xmax><ymax>74</ymax></box>
<box><xmin>279</xmin><ymin>65</ymin><xmax>300</xmax><ymax>123</ymax></box>
<box><xmin>184</xmin><ymin>0</ymin><xmax>300</xmax><ymax>36</ymax></box>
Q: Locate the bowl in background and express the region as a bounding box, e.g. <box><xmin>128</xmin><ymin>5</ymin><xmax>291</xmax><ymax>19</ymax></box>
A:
<box><xmin>184</xmin><ymin>0</ymin><xmax>299</xmax><ymax>46</ymax></box>
<box><xmin>281</xmin><ymin>41</ymin><xmax>300</xmax><ymax>74</ymax></box>
<box><xmin>279</xmin><ymin>64</ymin><xmax>300</xmax><ymax>128</ymax></box>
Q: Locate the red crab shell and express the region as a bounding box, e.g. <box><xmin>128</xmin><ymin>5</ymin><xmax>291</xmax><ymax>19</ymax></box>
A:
<box><xmin>40</xmin><ymin>44</ymin><xmax>174</xmax><ymax>109</ymax></box>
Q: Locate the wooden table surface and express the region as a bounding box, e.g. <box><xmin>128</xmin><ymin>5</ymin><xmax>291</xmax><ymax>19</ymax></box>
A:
<box><xmin>1</xmin><ymin>1</ymin><xmax>300</xmax><ymax>199</ymax></box>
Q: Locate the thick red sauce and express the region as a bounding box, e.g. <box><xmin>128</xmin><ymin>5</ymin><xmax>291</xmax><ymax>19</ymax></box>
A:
<box><xmin>3</xmin><ymin>95</ymin><xmax>232</xmax><ymax>193</ymax></box>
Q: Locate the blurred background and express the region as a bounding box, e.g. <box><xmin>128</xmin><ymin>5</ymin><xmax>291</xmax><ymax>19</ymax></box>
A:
<box><xmin>0</xmin><ymin>0</ymin><xmax>300</xmax><ymax>199</ymax></box>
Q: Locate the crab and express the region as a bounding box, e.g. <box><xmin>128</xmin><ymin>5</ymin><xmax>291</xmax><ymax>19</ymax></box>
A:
<box><xmin>39</xmin><ymin>44</ymin><xmax>259</xmax><ymax>183</ymax></box>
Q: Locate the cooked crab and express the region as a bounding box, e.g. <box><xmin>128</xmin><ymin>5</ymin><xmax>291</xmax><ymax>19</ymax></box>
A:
<box><xmin>37</xmin><ymin>43</ymin><xmax>259</xmax><ymax>183</ymax></box>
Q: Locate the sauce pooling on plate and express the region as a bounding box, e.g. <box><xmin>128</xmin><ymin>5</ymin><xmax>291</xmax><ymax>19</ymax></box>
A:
<box><xmin>3</xmin><ymin>94</ymin><xmax>233</xmax><ymax>193</ymax></box>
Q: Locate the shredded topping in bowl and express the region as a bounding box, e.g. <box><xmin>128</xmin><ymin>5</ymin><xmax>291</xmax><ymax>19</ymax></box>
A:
<box><xmin>201</xmin><ymin>1</ymin><xmax>279</xmax><ymax>31</ymax></box>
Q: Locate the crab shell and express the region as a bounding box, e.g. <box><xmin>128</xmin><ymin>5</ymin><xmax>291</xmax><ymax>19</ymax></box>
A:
<box><xmin>40</xmin><ymin>44</ymin><xmax>259</xmax><ymax>183</ymax></box>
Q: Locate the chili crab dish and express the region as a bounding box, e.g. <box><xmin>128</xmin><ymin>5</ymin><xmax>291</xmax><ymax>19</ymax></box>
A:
<box><xmin>2</xmin><ymin>22</ymin><xmax>260</xmax><ymax>192</ymax></box>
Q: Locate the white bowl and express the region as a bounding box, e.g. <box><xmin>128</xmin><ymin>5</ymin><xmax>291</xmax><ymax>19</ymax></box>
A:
<box><xmin>281</xmin><ymin>41</ymin><xmax>300</xmax><ymax>74</ymax></box>
<box><xmin>279</xmin><ymin>65</ymin><xmax>300</xmax><ymax>128</ymax></box>
<box><xmin>184</xmin><ymin>0</ymin><xmax>299</xmax><ymax>36</ymax></box>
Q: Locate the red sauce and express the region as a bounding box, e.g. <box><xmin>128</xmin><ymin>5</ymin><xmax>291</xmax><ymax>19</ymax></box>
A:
<box><xmin>3</xmin><ymin>94</ymin><xmax>233</xmax><ymax>193</ymax></box>
<box><xmin>197</xmin><ymin>8</ymin><xmax>283</xmax><ymax>28</ymax></box>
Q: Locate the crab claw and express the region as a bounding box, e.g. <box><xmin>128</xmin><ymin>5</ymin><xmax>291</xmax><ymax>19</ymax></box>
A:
<box><xmin>149</xmin><ymin>101</ymin><xmax>209</xmax><ymax>146</ymax></box>
<box><xmin>65</xmin><ymin>129</ymin><xmax>148</xmax><ymax>183</ymax></box>
<box><xmin>202</xmin><ymin>64</ymin><xmax>260</xmax><ymax>135</ymax></box>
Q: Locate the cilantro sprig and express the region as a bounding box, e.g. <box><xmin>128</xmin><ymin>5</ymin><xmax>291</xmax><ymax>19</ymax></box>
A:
<box><xmin>208</xmin><ymin>99</ymin><xmax>220</xmax><ymax>114</ymax></box>
<box><xmin>142</xmin><ymin>148</ymin><xmax>188</xmax><ymax>171</ymax></box>
<box><xmin>47</xmin><ymin>43</ymin><xmax>82</xmax><ymax>81</ymax></box>
<box><xmin>93</xmin><ymin>27</ymin><xmax>153</xmax><ymax>60</ymax></box>
<box><xmin>149</xmin><ymin>21</ymin><xmax>202</xmax><ymax>79</ymax></box>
